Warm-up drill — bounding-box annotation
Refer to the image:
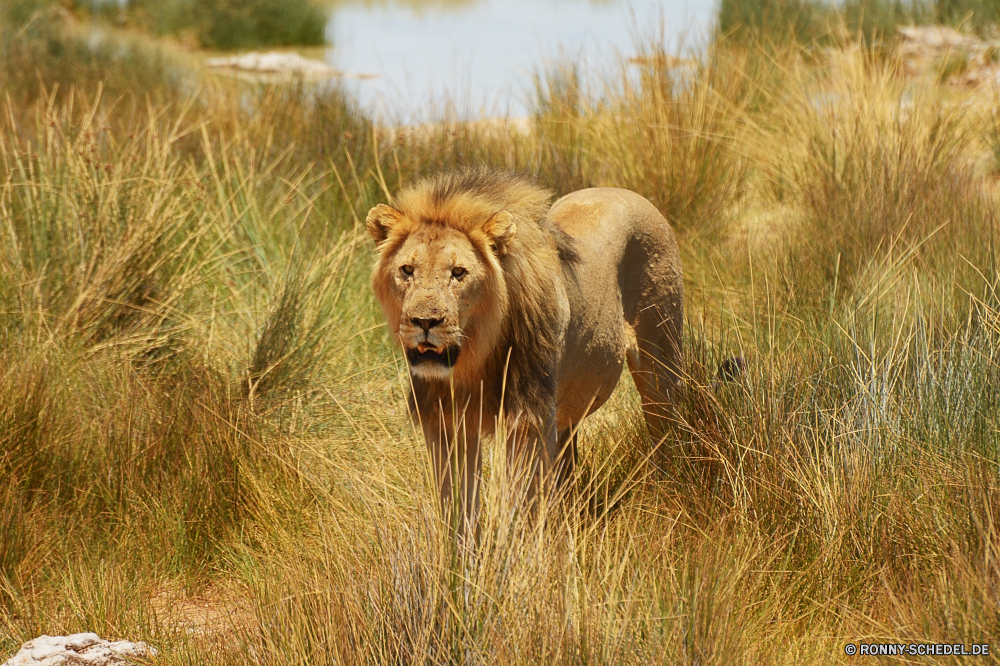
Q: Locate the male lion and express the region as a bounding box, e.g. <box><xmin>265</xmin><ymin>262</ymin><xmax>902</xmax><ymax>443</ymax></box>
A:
<box><xmin>367</xmin><ymin>168</ymin><xmax>683</xmax><ymax>536</ymax></box>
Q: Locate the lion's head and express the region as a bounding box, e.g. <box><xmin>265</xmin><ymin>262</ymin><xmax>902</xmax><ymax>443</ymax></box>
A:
<box><xmin>366</xmin><ymin>168</ymin><xmax>556</xmax><ymax>385</ymax></box>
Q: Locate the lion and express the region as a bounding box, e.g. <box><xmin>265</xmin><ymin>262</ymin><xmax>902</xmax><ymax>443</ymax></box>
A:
<box><xmin>367</xmin><ymin>167</ymin><xmax>683</xmax><ymax>537</ymax></box>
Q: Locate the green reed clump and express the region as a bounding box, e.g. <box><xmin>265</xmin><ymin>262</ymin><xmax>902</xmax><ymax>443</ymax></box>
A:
<box><xmin>931</xmin><ymin>0</ymin><xmax>1000</xmax><ymax>33</ymax></box>
<box><xmin>668</xmin><ymin>262</ymin><xmax>1000</xmax><ymax>631</ymax></box>
<box><xmin>0</xmin><ymin>102</ymin><xmax>204</xmax><ymax>356</ymax></box>
<box><xmin>0</xmin><ymin>107</ymin><xmax>271</xmax><ymax>603</ymax></box>
<box><xmin>105</xmin><ymin>0</ymin><xmax>327</xmax><ymax>49</ymax></box>
<box><xmin>0</xmin><ymin>346</ymin><xmax>302</xmax><ymax>651</ymax></box>
<box><xmin>607</xmin><ymin>46</ymin><xmax>756</xmax><ymax>238</ymax></box>
<box><xmin>0</xmin><ymin>88</ymin><xmax>371</xmax><ymax>654</ymax></box>
<box><xmin>1</xmin><ymin>0</ymin><xmax>51</xmax><ymax>25</ymax></box>
<box><xmin>245</xmin><ymin>239</ymin><xmax>365</xmax><ymax>411</ymax></box>
<box><xmin>526</xmin><ymin>40</ymin><xmax>763</xmax><ymax>240</ymax></box>
<box><xmin>228</xmin><ymin>82</ymin><xmax>377</xmax><ymax>223</ymax></box>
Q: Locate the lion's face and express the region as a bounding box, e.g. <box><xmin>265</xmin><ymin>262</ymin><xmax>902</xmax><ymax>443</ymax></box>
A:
<box><xmin>389</xmin><ymin>225</ymin><xmax>490</xmax><ymax>379</ymax></box>
<box><xmin>392</xmin><ymin>225</ymin><xmax>485</xmax><ymax>379</ymax></box>
<box><xmin>368</xmin><ymin>200</ymin><xmax>516</xmax><ymax>384</ymax></box>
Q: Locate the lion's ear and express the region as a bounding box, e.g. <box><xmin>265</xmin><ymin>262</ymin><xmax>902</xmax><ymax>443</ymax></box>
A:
<box><xmin>484</xmin><ymin>210</ymin><xmax>516</xmax><ymax>257</ymax></box>
<box><xmin>366</xmin><ymin>204</ymin><xmax>402</xmax><ymax>244</ymax></box>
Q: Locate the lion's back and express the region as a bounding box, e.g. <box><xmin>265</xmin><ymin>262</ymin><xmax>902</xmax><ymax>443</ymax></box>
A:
<box><xmin>549</xmin><ymin>187</ymin><xmax>680</xmax><ymax>319</ymax></box>
<box><xmin>549</xmin><ymin>188</ymin><xmax>683</xmax><ymax>427</ymax></box>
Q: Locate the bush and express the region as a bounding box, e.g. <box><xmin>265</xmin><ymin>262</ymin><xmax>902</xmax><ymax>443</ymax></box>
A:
<box><xmin>120</xmin><ymin>0</ymin><xmax>327</xmax><ymax>49</ymax></box>
<box><xmin>194</xmin><ymin>0</ymin><xmax>326</xmax><ymax>50</ymax></box>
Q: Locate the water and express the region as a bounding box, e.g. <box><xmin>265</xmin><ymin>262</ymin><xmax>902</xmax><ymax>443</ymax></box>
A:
<box><xmin>324</xmin><ymin>0</ymin><xmax>718</xmax><ymax>121</ymax></box>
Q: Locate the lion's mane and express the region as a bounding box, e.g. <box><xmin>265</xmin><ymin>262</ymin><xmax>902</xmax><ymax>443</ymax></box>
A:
<box><xmin>372</xmin><ymin>167</ymin><xmax>578</xmax><ymax>432</ymax></box>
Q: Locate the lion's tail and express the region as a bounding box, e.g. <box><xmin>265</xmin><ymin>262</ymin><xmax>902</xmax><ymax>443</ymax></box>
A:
<box><xmin>711</xmin><ymin>355</ymin><xmax>746</xmax><ymax>392</ymax></box>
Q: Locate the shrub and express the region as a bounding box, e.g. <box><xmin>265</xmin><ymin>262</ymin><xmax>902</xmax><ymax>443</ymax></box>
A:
<box><xmin>193</xmin><ymin>0</ymin><xmax>327</xmax><ymax>50</ymax></box>
<box><xmin>120</xmin><ymin>0</ymin><xmax>327</xmax><ymax>49</ymax></box>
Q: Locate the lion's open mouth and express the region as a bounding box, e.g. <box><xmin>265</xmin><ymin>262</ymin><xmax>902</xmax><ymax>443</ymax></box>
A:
<box><xmin>407</xmin><ymin>344</ymin><xmax>461</xmax><ymax>368</ymax></box>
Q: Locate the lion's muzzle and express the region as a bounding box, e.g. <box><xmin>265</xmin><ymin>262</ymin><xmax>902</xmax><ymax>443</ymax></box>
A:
<box><xmin>398</xmin><ymin>283</ymin><xmax>464</xmax><ymax>376</ymax></box>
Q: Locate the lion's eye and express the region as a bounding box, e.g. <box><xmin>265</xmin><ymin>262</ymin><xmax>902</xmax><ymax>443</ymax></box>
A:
<box><xmin>451</xmin><ymin>267</ymin><xmax>467</xmax><ymax>279</ymax></box>
<box><xmin>400</xmin><ymin>265</ymin><xmax>414</xmax><ymax>277</ymax></box>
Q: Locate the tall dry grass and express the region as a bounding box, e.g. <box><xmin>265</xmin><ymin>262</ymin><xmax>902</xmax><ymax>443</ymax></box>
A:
<box><xmin>719</xmin><ymin>0</ymin><xmax>1000</xmax><ymax>44</ymax></box>
<box><xmin>529</xmin><ymin>38</ymin><xmax>759</xmax><ymax>239</ymax></box>
<box><xmin>1</xmin><ymin>9</ymin><xmax>999</xmax><ymax>665</ymax></box>
<box><xmin>755</xmin><ymin>44</ymin><xmax>996</xmax><ymax>315</ymax></box>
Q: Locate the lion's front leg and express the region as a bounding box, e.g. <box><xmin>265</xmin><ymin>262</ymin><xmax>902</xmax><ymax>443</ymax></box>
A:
<box><xmin>503</xmin><ymin>398</ymin><xmax>559</xmax><ymax>511</ymax></box>
<box><xmin>421</xmin><ymin>398</ymin><xmax>483</xmax><ymax>545</ymax></box>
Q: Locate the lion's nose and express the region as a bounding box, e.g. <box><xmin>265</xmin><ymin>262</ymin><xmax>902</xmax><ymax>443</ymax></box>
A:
<box><xmin>411</xmin><ymin>317</ymin><xmax>444</xmax><ymax>333</ymax></box>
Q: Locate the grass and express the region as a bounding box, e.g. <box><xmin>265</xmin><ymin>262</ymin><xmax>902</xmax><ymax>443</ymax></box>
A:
<box><xmin>761</xmin><ymin>47</ymin><xmax>995</xmax><ymax>307</ymax></box>
<box><xmin>720</xmin><ymin>0</ymin><xmax>1000</xmax><ymax>44</ymax></box>
<box><xmin>1</xmin><ymin>3</ymin><xmax>1000</xmax><ymax>664</ymax></box>
<box><xmin>0</xmin><ymin>9</ymin><xmax>188</xmax><ymax>128</ymax></box>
